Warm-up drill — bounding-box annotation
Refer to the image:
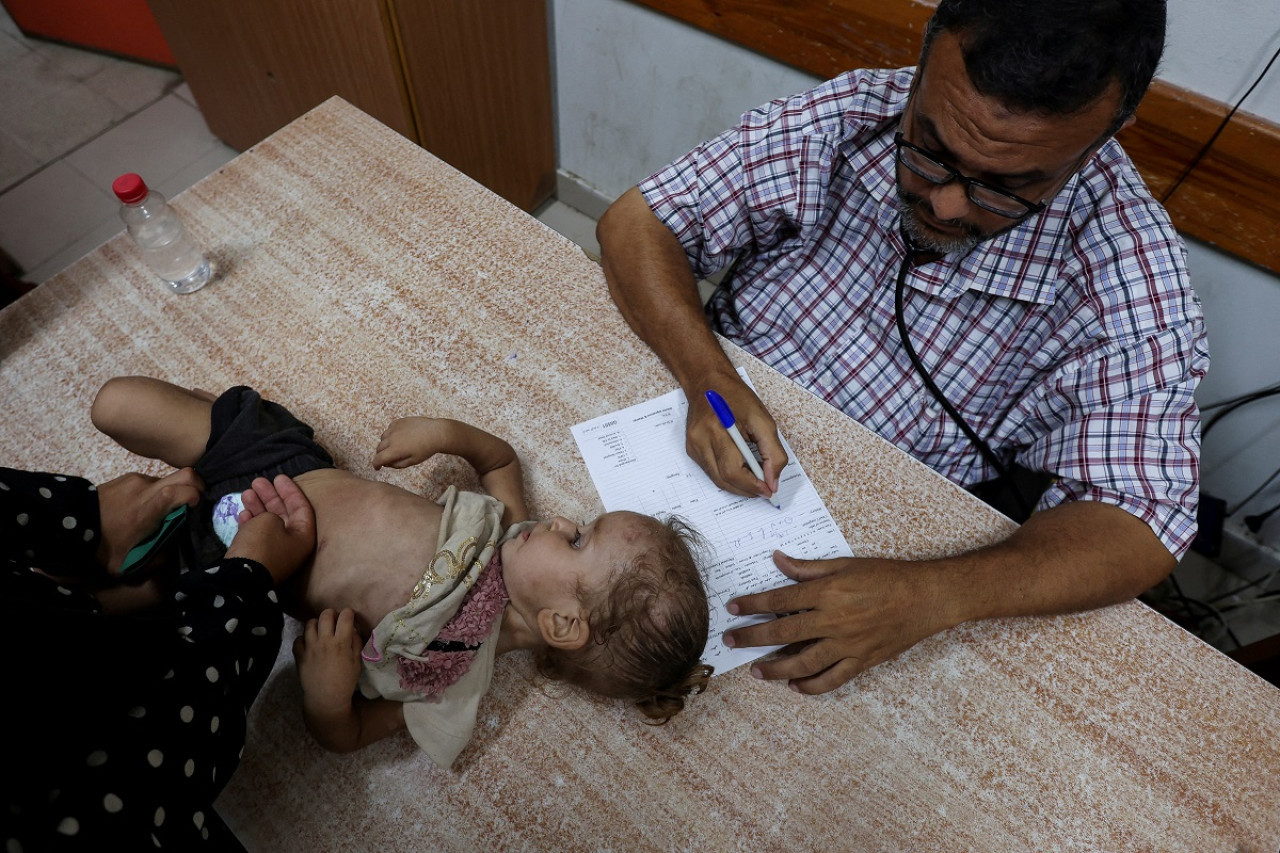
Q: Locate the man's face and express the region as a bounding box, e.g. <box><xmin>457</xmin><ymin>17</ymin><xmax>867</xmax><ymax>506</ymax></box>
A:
<box><xmin>896</xmin><ymin>31</ymin><xmax>1122</xmax><ymax>254</ymax></box>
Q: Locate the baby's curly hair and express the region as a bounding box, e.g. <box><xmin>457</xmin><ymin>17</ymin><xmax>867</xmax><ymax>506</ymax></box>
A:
<box><xmin>533</xmin><ymin>514</ymin><xmax>713</xmax><ymax>723</ymax></box>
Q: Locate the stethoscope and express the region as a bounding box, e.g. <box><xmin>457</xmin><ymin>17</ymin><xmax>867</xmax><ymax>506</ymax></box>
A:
<box><xmin>893</xmin><ymin>232</ymin><xmax>1034</xmax><ymax>519</ymax></box>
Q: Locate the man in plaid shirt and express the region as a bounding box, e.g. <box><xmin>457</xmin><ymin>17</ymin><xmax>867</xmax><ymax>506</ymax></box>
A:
<box><xmin>598</xmin><ymin>0</ymin><xmax>1207</xmax><ymax>693</ymax></box>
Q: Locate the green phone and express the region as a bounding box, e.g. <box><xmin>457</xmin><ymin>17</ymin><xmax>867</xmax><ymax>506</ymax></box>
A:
<box><xmin>119</xmin><ymin>504</ymin><xmax>190</xmax><ymax>576</ymax></box>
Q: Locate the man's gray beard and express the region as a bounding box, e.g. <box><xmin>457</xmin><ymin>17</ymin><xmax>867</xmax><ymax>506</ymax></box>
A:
<box><xmin>897</xmin><ymin>191</ymin><xmax>982</xmax><ymax>255</ymax></box>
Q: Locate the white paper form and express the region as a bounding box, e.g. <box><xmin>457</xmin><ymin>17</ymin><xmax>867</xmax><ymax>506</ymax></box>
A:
<box><xmin>571</xmin><ymin>371</ymin><xmax>853</xmax><ymax>674</ymax></box>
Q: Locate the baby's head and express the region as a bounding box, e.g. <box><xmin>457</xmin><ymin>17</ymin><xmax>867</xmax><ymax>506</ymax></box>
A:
<box><xmin>501</xmin><ymin>510</ymin><xmax>712</xmax><ymax>722</ymax></box>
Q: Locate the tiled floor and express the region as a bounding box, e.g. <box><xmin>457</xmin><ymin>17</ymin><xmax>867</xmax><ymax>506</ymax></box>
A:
<box><xmin>0</xmin><ymin>5</ymin><xmax>598</xmax><ymax>287</ymax></box>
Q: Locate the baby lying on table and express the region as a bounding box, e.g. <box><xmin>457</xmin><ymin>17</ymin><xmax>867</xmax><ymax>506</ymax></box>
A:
<box><xmin>91</xmin><ymin>376</ymin><xmax>712</xmax><ymax>767</ymax></box>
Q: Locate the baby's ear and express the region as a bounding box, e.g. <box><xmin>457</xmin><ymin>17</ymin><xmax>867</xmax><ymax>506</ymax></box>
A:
<box><xmin>536</xmin><ymin>608</ymin><xmax>590</xmax><ymax>651</ymax></box>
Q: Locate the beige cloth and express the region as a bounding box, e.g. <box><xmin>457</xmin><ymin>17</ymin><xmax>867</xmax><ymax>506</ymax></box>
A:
<box><xmin>357</xmin><ymin>486</ymin><xmax>515</xmax><ymax>767</ymax></box>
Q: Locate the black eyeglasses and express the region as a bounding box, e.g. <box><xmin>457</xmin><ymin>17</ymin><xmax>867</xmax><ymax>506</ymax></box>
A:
<box><xmin>894</xmin><ymin>132</ymin><xmax>1046</xmax><ymax>219</ymax></box>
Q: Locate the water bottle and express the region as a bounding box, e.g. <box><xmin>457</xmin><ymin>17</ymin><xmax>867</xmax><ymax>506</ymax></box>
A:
<box><xmin>112</xmin><ymin>173</ymin><xmax>212</xmax><ymax>294</ymax></box>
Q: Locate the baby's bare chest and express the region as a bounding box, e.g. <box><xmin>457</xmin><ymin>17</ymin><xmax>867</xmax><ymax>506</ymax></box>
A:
<box><xmin>293</xmin><ymin>471</ymin><xmax>445</xmax><ymax>631</ymax></box>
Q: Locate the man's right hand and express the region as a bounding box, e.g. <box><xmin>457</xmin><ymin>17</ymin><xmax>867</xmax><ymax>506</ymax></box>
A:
<box><xmin>597</xmin><ymin>187</ymin><xmax>788</xmax><ymax>499</ymax></box>
<box><xmin>686</xmin><ymin>374</ymin><xmax>788</xmax><ymax>500</ymax></box>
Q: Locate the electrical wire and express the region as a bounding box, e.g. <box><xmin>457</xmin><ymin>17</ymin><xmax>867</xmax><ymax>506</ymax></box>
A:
<box><xmin>1245</xmin><ymin>502</ymin><xmax>1280</xmax><ymax>533</ymax></box>
<box><xmin>1159</xmin><ymin>38</ymin><xmax>1280</xmax><ymax>205</ymax></box>
<box><xmin>1165</xmin><ymin>573</ymin><xmax>1243</xmax><ymax>649</ymax></box>
<box><xmin>1202</xmin><ymin>386</ymin><xmax>1280</xmax><ymax>440</ymax></box>
<box><xmin>1216</xmin><ymin>592</ymin><xmax>1280</xmax><ymax>627</ymax></box>
<box><xmin>1200</xmin><ymin>382</ymin><xmax>1280</xmax><ymax>413</ymax></box>
<box><xmin>1208</xmin><ymin>566</ymin><xmax>1280</xmax><ymax>606</ymax></box>
<box><xmin>1154</xmin><ymin>40</ymin><xmax>1280</xmax><ymax>649</ymax></box>
<box><xmin>1198</xmin><ymin>383</ymin><xmax>1280</xmax><ymax>525</ymax></box>
<box><xmin>1227</xmin><ymin>465</ymin><xmax>1280</xmax><ymax>517</ymax></box>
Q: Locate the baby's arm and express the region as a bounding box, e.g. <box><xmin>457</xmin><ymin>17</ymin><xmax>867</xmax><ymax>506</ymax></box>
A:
<box><xmin>372</xmin><ymin>417</ymin><xmax>529</xmax><ymax>524</ymax></box>
<box><xmin>292</xmin><ymin>607</ymin><xmax>406</xmax><ymax>752</ymax></box>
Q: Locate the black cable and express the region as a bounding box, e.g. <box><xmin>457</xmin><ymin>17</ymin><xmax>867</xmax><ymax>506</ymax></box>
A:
<box><xmin>1200</xmin><ymin>382</ymin><xmax>1280</xmax><ymax>413</ymax></box>
<box><xmin>1245</xmin><ymin>501</ymin><xmax>1280</xmax><ymax>533</ymax></box>
<box><xmin>1159</xmin><ymin>38</ymin><xmax>1280</xmax><ymax>205</ymax></box>
<box><xmin>893</xmin><ymin>247</ymin><xmax>1033</xmax><ymax>520</ymax></box>
<box><xmin>1207</xmin><ymin>567</ymin><xmax>1280</xmax><ymax>606</ymax></box>
<box><xmin>1202</xmin><ymin>386</ymin><xmax>1280</xmax><ymax>440</ymax></box>
<box><xmin>1229</xmin><ymin>464</ymin><xmax>1280</xmax><ymax>516</ymax></box>
<box><xmin>1197</xmin><ymin>382</ymin><xmax>1280</xmax><ymax>522</ymax></box>
<box><xmin>1167</xmin><ymin>573</ymin><xmax>1243</xmax><ymax>650</ymax></box>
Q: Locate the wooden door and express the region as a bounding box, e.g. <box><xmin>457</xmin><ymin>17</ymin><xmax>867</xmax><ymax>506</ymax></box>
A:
<box><xmin>147</xmin><ymin>0</ymin><xmax>416</xmax><ymax>151</ymax></box>
<box><xmin>390</xmin><ymin>0</ymin><xmax>556</xmax><ymax>211</ymax></box>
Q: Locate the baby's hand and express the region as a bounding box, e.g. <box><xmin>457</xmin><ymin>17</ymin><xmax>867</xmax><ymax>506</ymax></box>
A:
<box><xmin>293</xmin><ymin>608</ymin><xmax>364</xmax><ymax>717</ymax></box>
<box><xmin>371</xmin><ymin>416</ymin><xmax>453</xmax><ymax>470</ymax></box>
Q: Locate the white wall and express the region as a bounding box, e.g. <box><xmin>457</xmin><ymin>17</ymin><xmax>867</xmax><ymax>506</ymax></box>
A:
<box><xmin>1163</xmin><ymin>0</ymin><xmax>1280</xmax><ymax>115</ymax></box>
<box><xmin>548</xmin><ymin>0</ymin><xmax>1280</xmax><ymax>548</ymax></box>
<box><xmin>1162</xmin><ymin>0</ymin><xmax>1280</xmax><ymax>548</ymax></box>
<box><xmin>550</xmin><ymin>0</ymin><xmax>820</xmax><ymax>204</ymax></box>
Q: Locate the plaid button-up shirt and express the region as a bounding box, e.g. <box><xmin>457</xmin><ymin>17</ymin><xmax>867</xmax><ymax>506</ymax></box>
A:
<box><xmin>640</xmin><ymin>68</ymin><xmax>1208</xmax><ymax>558</ymax></box>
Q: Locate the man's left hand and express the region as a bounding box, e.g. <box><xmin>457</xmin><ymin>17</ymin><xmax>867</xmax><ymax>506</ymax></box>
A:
<box><xmin>724</xmin><ymin>551</ymin><xmax>957</xmax><ymax>694</ymax></box>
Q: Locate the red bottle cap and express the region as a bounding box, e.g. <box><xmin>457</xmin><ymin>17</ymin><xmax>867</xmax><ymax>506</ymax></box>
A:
<box><xmin>112</xmin><ymin>173</ymin><xmax>149</xmax><ymax>204</ymax></box>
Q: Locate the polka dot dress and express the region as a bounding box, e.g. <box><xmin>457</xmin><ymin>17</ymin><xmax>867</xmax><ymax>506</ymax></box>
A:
<box><xmin>2</xmin><ymin>469</ymin><xmax>284</xmax><ymax>850</ymax></box>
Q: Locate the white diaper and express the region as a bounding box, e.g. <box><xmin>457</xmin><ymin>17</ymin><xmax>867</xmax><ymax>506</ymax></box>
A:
<box><xmin>212</xmin><ymin>492</ymin><xmax>246</xmax><ymax>547</ymax></box>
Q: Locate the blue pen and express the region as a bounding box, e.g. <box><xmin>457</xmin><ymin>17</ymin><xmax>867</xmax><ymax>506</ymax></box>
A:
<box><xmin>705</xmin><ymin>390</ymin><xmax>782</xmax><ymax>508</ymax></box>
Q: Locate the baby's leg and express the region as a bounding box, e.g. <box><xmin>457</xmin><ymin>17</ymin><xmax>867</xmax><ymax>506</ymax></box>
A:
<box><xmin>91</xmin><ymin>376</ymin><xmax>215</xmax><ymax>468</ymax></box>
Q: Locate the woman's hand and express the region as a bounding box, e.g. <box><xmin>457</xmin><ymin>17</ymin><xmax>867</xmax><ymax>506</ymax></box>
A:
<box><xmin>227</xmin><ymin>475</ymin><xmax>317</xmax><ymax>585</ymax></box>
<box><xmin>95</xmin><ymin>468</ymin><xmax>203</xmax><ymax>575</ymax></box>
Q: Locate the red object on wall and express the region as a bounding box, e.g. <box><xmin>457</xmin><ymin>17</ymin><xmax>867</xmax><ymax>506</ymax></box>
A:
<box><xmin>2</xmin><ymin>0</ymin><xmax>176</xmax><ymax>67</ymax></box>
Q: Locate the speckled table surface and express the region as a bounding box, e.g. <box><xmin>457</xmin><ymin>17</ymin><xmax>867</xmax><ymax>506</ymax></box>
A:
<box><xmin>3</xmin><ymin>98</ymin><xmax>1278</xmax><ymax>852</ymax></box>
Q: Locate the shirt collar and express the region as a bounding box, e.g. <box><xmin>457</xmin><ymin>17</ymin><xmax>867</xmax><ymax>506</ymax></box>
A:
<box><xmin>839</xmin><ymin>73</ymin><xmax>1076</xmax><ymax>306</ymax></box>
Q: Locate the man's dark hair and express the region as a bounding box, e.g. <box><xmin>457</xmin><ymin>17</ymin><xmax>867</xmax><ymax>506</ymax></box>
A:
<box><xmin>920</xmin><ymin>0</ymin><xmax>1166</xmax><ymax>132</ymax></box>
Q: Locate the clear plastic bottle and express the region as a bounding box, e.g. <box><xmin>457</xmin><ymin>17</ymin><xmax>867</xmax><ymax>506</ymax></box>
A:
<box><xmin>112</xmin><ymin>173</ymin><xmax>212</xmax><ymax>294</ymax></box>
